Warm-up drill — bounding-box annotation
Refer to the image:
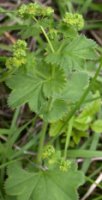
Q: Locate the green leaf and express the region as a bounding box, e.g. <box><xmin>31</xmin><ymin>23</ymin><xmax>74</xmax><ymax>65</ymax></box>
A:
<box><xmin>45</xmin><ymin>35</ymin><xmax>97</xmax><ymax>72</ymax></box>
<box><xmin>67</xmin><ymin>150</ymin><xmax>102</xmax><ymax>158</ymax></box>
<box><xmin>5</xmin><ymin>162</ymin><xmax>84</xmax><ymax>200</ymax></box>
<box><xmin>7</xmin><ymin>64</ymin><xmax>66</xmax><ymax>106</ymax></box>
<box><xmin>79</xmin><ymin>96</ymin><xmax>101</xmax><ymax>118</ymax></box>
<box><xmin>0</xmin><ymin>25</ymin><xmax>27</xmax><ymax>36</ymax></box>
<box><xmin>7</xmin><ymin>63</ymin><xmax>67</xmax><ymax>122</ymax></box>
<box><xmin>0</xmin><ymin>192</ymin><xmax>4</xmax><ymax>200</ymax></box>
<box><xmin>7</xmin><ymin>72</ymin><xmax>44</xmax><ymax>111</ymax></box>
<box><xmin>49</xmin><ymin>120</ymin><xmax>65</xmax><ymax>137</ymax></box>
<box><xmin>91</xmin><ymin>120</ymin><xmax>102</xmax><ymax>133</ymax></box>
<box><xmin>72</xmin><ymin>130</ymin><xmax>88</xmax><ymax>144</ymax></box>
<box><xmin>73</xmin><ymin>120</ymin><xmax>89</xmax><ymax>131</ymax></box>
<box><xmin>43</xmin><ymin>66</ymin><xmax>66</xmax><ymax>97</ymax></box>
<box><xmin>57</xmin><ymin>72</ymin><xmax>89</xmax><ymax>102</ymax></box>
<box><xmin>20</xmin><ymin>18</ymin><xmax>53</xmax><ymax>39</ymax></box>
<box><xmin>40</xmin><ymin>99</ymin><xmax>68</xmax><ymax>122</ymax></box>
<box><xmin>73</xmin><ymin>95</ymin><xmax>101</xmax><ymax>131</ymax></box>
<box><xmin>0</xmin><ymin>129</ymin><xmax>10</xmax><ymax>136</ymax></box>
<box><xmin>20</xmin><ymin>24</ymin><xmax>40</xmax><ymax>39</ymax></box>
<box><xmin>5</xmin><ymin>196</ymin><xmax>17</xmax><ymax>200</ymax></box>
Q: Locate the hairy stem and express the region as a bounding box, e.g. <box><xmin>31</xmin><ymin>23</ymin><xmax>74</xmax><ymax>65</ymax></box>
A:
<box><xmin>34</xmin><ymin>17</ymin><xmax>54</xmax><ymax>53</ymax></box>
<box><xmin>34</xmin><ymin>17</ymin><xmax>55</xmax><ymax>78</ymax></box>
<box><xmin>40</xmin><ymin>26</ymin><xmax>55</xmax><ymax>53</ymax></box>
<box><xmin>39</xmin><ymin>25</ymin><xmax>55</xmax><ymax>77</ymax></box>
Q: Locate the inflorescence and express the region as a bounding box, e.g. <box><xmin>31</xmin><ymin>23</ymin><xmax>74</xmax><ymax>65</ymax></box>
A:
<box><xmin>6</xmin><ymin>40</ymin><xmax>27</xmax><ymax>69</ymax></box>
<box><xmin>63</xmin><ymin>12</ymin><xmax>84</xmax><ymax>30</ymax></box>
<box><xmin>42</xmin><ymin>145</ymin><xmax>72</xmax><ymax>172</ymax></box>
<box><xmin>18</xmin><ymin>3</ymin><xmax>54</xmax><ymax>18</ymax></box>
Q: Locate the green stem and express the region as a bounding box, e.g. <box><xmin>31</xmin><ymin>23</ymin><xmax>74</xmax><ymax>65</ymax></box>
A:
<box><xmin>33</xmin><ymin>17</ymin><xmax>55</xmax><ymax>78</ymax></box>
<box><xmin>37</xmin><ymin>122</ymin><xmax>48</xmax><ymax>164</ymax></box>
<box><xmin>64</xmin><ymin>117</ymin><xmax>74</xmax><ymax>159</ymax></box>
<box><xmin>39</xmin><ymin>25</ymin><xmax>55</xmax><ymax>77</ymax></box>
<box><xmin>34</xmin><ymin>17</ymin><xmax>54</xmax><ymax>53</ymax></box>
<box><xmin>40</xmin><ymin>26</ymin><xmax>55</xmax><ymax>53</ymax></box>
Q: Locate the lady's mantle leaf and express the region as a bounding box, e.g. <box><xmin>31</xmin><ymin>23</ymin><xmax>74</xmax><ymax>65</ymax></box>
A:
<box><xmin>39</xmin><ymin>99</ymin><xmax>68</xmax><ymax>122</ymax></box>
<box><xmin>43</xmin><ymin>66</ymin><xmax>66</xmax><ymax>97</ymax></box>
<box><xmin>7</xmin><ymin>63</ymin><xmax>66</xmax><ymax>119</ymax></box>
<box><xmin>56</xmin><ymin>72</ymin><xmax>89</xmax><ymax>102</ymax></box>
<box><xmin>45</xmin><ymin>35</ymin><xmax>97</xmax><ymax>72</ymax></box>
<box><xmin>5</xmin><ymin>162</ymin><xmax>84</xmax><ymax>200</ymax></box>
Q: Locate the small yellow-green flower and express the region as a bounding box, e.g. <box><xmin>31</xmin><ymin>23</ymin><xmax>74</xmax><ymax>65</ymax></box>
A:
<box><xmin>63</xmin><ymin>12</ymin><xmax>84</xmax><ymax>30</ymax></box>
<box><xmin>6</xmin><ymin>58</ymin><xmax>13</xmax><ymax>69</ymax></box>
<box><xmin>26</xmin><ymin>3</ymin><xmax>41</xmax><ymax>17</ymax></box>
<box><xmin>41</xmin><ymin>7</ymin><xmax>54</xmax><ymax>17</ymax></box>
<box><xmin>18</xmin><ymin>3</ymin><xmax>54</xmax><ymax>18</ymax></box>
<box><xmin>18</xmin><ymin>4</ymin><xmax>27</xmax><ymax>17</ymax></box>
<box><xmin>6</xmin><ymin>57</ymin><xmax>26</xmax><ymax>69</ymax></box>
<box><xmin>59</xmin><ymin>159</ymin><xmax>71</xmax><ymax>172</ymax></box>
<box><xmin>13</xmin><ymin>40</ymin><xmax>27</xmax><ymax>52</ymax></box>
<box><xmin>13</xmin><ymin>49</ymin><xmax>26</xmax><ymax>58</ymax></box>
<box><xmin>6</xmin><ymin>40</ymin><xmax>27</xmax><ymax>69</ymax></box>
<box><xmin>42</xmin><ymin>145</ymin><xmax>55</xmax><ymax>159</ymax></box>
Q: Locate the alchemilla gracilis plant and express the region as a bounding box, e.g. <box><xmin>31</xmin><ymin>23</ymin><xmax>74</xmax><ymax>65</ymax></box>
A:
<box><xmin>0</xmin><ymin>2</ymin><xmax>102</xmax><ymax>200</ymax></box>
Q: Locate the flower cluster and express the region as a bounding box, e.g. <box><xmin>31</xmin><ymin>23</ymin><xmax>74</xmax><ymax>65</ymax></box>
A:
<box><xmin>13</xmin><ymin>39</ymin><xmax>27</xmax><ymax>52</ymax></box>
<box><xmin>42</xmin><ymin>145</ymin><xmax>55</xmax><ymax>159</ymax></box>
<box><xmin>42</xmin><ymin>145</ymin><xmax>72</xmax><ymax>172</ymax></box>
<box><xmin>6</xmin><ymin>40</ymin><xmax>27</xmax><ymax>69</ymax></box>
<box><xmin>63</xmin><ymin>12</ymin><xmax>84</xmax><ymax>30</ymax></box>
<box><xmin>59</xmin><ymin>159</ymin><xmax>72</xmax><ymax>172</ymax></box>
<box><xmin>18</xmin><ymin>3</ymin><xmax>54</xmax><ymax>18</ymax></box>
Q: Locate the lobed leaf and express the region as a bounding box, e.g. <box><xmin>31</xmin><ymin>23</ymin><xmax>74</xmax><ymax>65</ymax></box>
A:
<box><xmin>45</xmin><ymin>35</ymin><xmax>98</xmax><ymax>72</ymax></box>
<box><xmin>7</xmin><ymin>63</ymin><xmax>67</xmax><ymax>122</ymax></box>
<box><xmin>5</xmin><ymin>162</ymin><xmax>84</xmax><ymax>200</ymax></box>
<box><xmin>55</xmin><ymin>72</ymin><xmax>89</xmax><ymax>102</ymax></box>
